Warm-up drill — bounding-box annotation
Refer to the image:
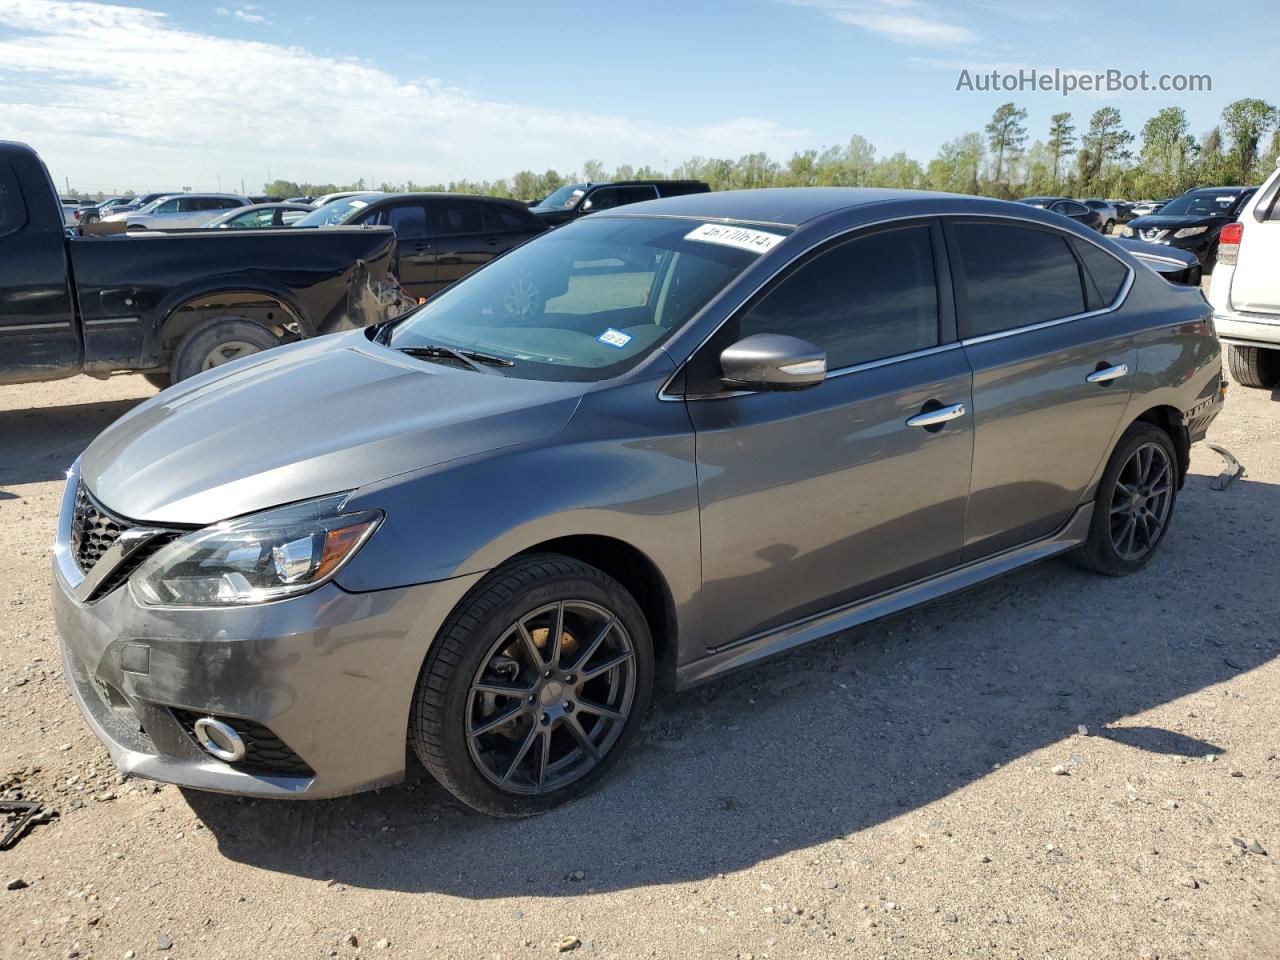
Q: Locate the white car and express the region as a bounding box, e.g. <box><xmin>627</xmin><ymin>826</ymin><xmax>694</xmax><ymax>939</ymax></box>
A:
<box><xmin>102</xmin><ymin>193</ymin><xmax>250</xmax><ymax>230</ymax></box>
<box><xmin>1208</xmin><ymin>164</ymin><xmax>1280</xmax><ymax>388</ymax></box>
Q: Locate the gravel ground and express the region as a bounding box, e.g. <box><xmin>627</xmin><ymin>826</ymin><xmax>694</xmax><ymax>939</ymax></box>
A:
<box><xmin>1</xmin><ymin>368</ymin><xmax>1276</xmax><ymax>960</ymax></box>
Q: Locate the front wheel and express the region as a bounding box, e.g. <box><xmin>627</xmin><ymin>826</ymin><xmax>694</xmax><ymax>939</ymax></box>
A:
<box><xmin>409</xmin><ymin>554</ymin><xmax>654</xmax><ymax>817</ymax></box>
<box><xmin>1074</xmin><ymin>422</ymin><xmax>1179</xmax><ymax>576</ymax></box>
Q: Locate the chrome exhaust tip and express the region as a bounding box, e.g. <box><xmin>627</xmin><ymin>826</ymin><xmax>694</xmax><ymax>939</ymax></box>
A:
<box><xmin>192</xmin><ymin>716</ymin><xmax>246</xmax><ymax>762</ymax></box>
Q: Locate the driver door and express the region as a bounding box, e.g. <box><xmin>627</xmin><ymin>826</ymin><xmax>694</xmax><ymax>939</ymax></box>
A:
<box><xmin>684</xmin><ymin>221</ymin><xmax>973</xmax><ymax>649</ymax></box>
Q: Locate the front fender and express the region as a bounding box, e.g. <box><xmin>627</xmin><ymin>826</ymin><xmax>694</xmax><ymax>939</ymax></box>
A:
<box><xmin>334</xmin><ymin>379</ymin><xmax>703</xmax><ymax>659</ymax></box>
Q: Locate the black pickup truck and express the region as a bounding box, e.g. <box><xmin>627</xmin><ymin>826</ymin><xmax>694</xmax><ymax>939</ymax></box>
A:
<box><xmin>1</xmin><ymin>142</ymin><xmax>408</xmax><ymax>388</ymax></box>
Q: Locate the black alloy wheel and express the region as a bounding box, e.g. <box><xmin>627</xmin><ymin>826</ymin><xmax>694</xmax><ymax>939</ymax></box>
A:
<box><xmin>466</xmin><ymin>600</ymin><xmax>637</xmax><ymax>794</ymax></box>
<box><xmin>409</xmin><ymin>554</ymin><xmax>653</xmax><ymax>816</ymax></box>
<box><xmin>1075</xmin><ymin>421</ymin><xmax>1179</xmax><ymax>576</ymax></box>
<box><xmin>1108</xmin><ymin>441</ymin><xmax>1173</xmax><ymax>561</ymax></box>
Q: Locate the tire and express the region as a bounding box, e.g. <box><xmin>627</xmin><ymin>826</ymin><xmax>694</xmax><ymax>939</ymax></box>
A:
<box><xmin>1074</xmin><ymin>422</ymin><xmax>1179</xmax><ymax>576</ymax></box>
<box><xmin>141</xmin><ymin>372</ymin><xmax>171</xmax><ymax>390</ymax></box>
<box><xmin>169</xmin><ymin>317</ymin><xmax>279</xmax><ymax>383</ymax></box>
<box><xmin>1227</xmin><ymin>344</ymin><xmax>1280</xmax><ymax>389</ymax></box>
<box><xmin>409</xmin><ymin>553</ymin><xmax>654</xmax><ymax>817</ymax></box>
<box><xmin>125</xmin><ymin>224</ymin><xmax>146</xmax><ymax>232</ymax></box>
<box><xmin>1104</xmin><ymin>219</ymin><xmax>1115</xmax><ymax>235</ymax></box>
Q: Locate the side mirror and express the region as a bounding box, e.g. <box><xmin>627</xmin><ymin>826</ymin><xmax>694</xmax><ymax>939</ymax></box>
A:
<box><xmin>720</xmin><ymin>333</ymin><xmax>826</xmax><ymax>392</ymax></box>
<box><xmin>580</xmin><ymin>198</ymin><xmax>594</xmax><ymax>212</ymax></box>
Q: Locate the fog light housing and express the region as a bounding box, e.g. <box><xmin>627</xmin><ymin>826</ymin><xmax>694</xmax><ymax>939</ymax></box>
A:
<box><xmin>193</xmin><ymin>716</ymin><xmax>246</xmax><ymax>762</ymax></box>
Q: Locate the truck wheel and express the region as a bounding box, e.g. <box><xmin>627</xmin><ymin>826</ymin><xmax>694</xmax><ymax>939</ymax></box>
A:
<box><xmin>142</xmin><ymin>372</ymin><xmax>171</xmax><ymax>390</ymax></box>
<box><xmin>1227</xmin><ymin>344</ymin><xmax>1280</xmax><ymax>389</ymax></box>
<box><xmin>409</xmin><ymin>553</ymin><xmax>654</xmax><ymax>817</ymax></box>
<box><xmin>170</xmin><ymin>318</ymin><xmax>279</xmax><ymax>383</ymax></box>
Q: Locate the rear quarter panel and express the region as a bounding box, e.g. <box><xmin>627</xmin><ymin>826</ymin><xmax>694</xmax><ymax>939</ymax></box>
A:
<box><xmin>1110</xmin><ymin>264</ymin><xmax>1222</xmax><ymax>484</ymax></box>
<box><xmin>65</xmin><ymin>227</ymin><xmax>399</xmax><ymax>371</ymax></box>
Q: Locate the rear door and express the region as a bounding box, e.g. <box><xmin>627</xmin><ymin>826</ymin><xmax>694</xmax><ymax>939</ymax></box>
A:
<box><xmin>0</xmin><ymin>153</ymin><xmax>80</xmax><ymax>384</ymax></box>
<box><xmin>363</xmin><ymin>201</ymin><xmax>436</xmax><ymax>300</ymax></box>
<box><xmin>1228</xmin><ymin>174</ymin><xmax>1280</xmax><ymax>315</ymax></box>
<box><xmin>430</xmin><ymin>200</ymin><xmax>503</xmax><ymax>290</ymax></box>
<box><xmin>687</xmin><ymin>221</ymin><xmax>974</xmax><ymax>649</ymax></box>
<box><xmin>947</xmin><ymin>218</ymin><xmax>1136</xmax><ymax>560</ymax></box>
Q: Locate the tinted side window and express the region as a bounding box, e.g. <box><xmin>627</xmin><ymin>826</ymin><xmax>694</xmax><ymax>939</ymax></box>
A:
<box><xmin>0</xmin><ymin>161</ymin><xmax>27</xmax><ymax>237</ymax></box>
<box><xmin>952</xmin><ymin>223</ymin><xmax>1085</xmax><ymax>337</ymax></box>
<box><xmin>588</xmin><ymin>186</ymin><xmax>658</xmax><ymax>211</ymax></box>
<box><xmin>485</xmin><ymin>204</ymin><xmax>537</xmax><ymax>233</ymax></box>
<box><xmin>154</xmin><ymin>198</ymin><xmax>180</xmax><ymax>213</ymax></box>
<box><xmin>1072</xmin><ymin>239</ymin><xmax>1129</xmax><ymax>305</ymax></box>
<box><xmin>435</xmin><ymin>201</ymin><xmax>485</xmax><ymax>235</ymax></box>
<box><xmin>739</xmin><ymin>225</ymin><xmax>939</xmax><ymax>369</ymax></box>
<box><xmin>382</xmin><ymin>204</ymin><xmax>428</xmax><ymax>240</ymax></box>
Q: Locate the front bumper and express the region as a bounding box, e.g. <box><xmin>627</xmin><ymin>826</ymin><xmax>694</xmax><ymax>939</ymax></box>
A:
<box><xmin>52</xmin><ymin>476</ymin><xmax>482</xmax><ymax>799</ymax></box>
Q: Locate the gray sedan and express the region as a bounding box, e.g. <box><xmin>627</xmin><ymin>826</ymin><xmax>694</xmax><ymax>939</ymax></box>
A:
<box><xmin>53</xmin><ymin>189</ymin><xmax>1225</xmax><ymax>815</ymax></box>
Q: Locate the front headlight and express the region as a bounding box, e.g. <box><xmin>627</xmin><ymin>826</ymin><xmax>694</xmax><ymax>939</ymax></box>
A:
<box><xmin>131</xmin><ymin>494</ymin><xmax>381</xmax><ymax>606</ymax></box>
<box><xmin>1173</xmin><ymin>226</ymin><xmax>1208</xmax><ymax>238</ymax></box>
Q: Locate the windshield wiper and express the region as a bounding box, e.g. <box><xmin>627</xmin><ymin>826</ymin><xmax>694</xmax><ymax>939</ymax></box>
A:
<box><xmin>396</xmin><ymin>344</ymin><xmax>513</xmax><ymax>374</ymax></box>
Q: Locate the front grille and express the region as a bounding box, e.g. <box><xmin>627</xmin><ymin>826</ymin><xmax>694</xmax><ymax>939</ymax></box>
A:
<box><xmin>170</xmin><ymin>709</ymin><xmax>315</xmax><ymax>778</ymax></box>
<box><xmin>70</xmin><ymin>483</ymin><xmax>125</xmax><ymax>572</ymax></box>
<box><xmin>68</xmin><ymin>483</ymin><xmax>177</xmax><ymax>600</ymax></box>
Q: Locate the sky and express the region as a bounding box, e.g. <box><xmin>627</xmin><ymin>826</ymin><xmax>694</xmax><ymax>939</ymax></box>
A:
<box><xmin>0</xmin><ymin>0</ymin><xmax>1276</xmax><ymax>194</ymax></box>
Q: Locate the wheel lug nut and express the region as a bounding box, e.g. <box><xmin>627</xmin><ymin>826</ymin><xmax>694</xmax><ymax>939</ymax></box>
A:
<box><xmin>565</xmin><ymin>675</ymin><xmax>575</xmax><ymax>684</ymax></box>
<box><xmin>562</xmin><ymin>700</ymin><xmax>572</xmax><ymax>711</ymax></box>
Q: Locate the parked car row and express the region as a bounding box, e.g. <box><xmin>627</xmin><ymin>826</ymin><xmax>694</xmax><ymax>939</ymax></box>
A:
<box><xmin>1</xmin><ymin>142</ymin><xmax>411</xmax><ymax>390</ymax></box>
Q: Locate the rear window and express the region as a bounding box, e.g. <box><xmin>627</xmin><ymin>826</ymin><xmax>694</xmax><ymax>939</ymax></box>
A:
<box><xmin>951</xmin><ymin>222</ymin><xmax>1086</xmax><ymax>337</ymax></box>
<box><xmin>1072</xmin><ymin>239</ymin><xmax>1129</xmax><ymax>305</ymax></box>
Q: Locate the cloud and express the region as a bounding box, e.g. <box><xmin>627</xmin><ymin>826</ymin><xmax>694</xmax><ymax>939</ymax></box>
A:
<box><xmin>217</xmin><ymin>4</ymin><xmax>269</xmax><ymax>25</ymax></box>
<box><xmin>787</xmin><ymin>0</ymin><xmax>980</xmax><ymax>46</ymax></box>
<box><xmin>0</xmin><ymin>0</ymin><xmax>807</xmax><ymax>190</ymax></box>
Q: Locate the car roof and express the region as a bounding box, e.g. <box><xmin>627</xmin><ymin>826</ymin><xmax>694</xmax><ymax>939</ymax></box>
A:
<box><xmin>365</xmin><ymin>192</ymin><xmax>535</xmax><ymax>210</ymax></box>
<box><xmin>1185</xmin><ymin>186</ymin><xmax>1251</xmax><ymax>195</ymax></box>
<box><xmin>600</xmin><ymin>187</ymin><xmax>975</xmax><ymax>227</ymax></box>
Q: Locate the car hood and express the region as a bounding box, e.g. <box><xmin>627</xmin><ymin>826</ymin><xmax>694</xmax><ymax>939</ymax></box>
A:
<box><xmin>79</xmin><ymin>331</ymin><xmax>587</xmax><ymax>526</ymax></box>
<box><xmin>1128</xmin><ymin>214</ymin><xmax>1222</xmax><ymax>231</ymax></box>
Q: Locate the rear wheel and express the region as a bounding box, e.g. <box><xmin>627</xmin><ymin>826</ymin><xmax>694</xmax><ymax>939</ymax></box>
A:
<box><xmin>409</xmin><ymin>554</ymin><xmax>653</xmax><ymax>817</ymax></box>
<box><xmin>1104</xmin><ymin>219</ymin><xmax>1115</xmax><ymax>234</ymax></box>
<box><xmin>1074</xmin><ymin>422</ymin><xmax>1178</xmax><ymax>576</ymax></box>
<box><xmin>1228</xmin><ymin>344</ymin><xmax>1280</xmax><ymax>389</ymax></box>
<box><xmin>141</xmin><ymin>372</ymin><xmax>171</xmax><ymax>390</ymax></box>
<box><xmin>169</xmin><ymin>317</ymin><xmax>279</xmax><ymax>383</ymax></box>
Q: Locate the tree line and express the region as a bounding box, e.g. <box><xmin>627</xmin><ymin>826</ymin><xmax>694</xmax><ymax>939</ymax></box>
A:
<box><xmin>73</xmin><ymin>98</ymin><xmax>1279</xmax><ymax>204</ymax></box>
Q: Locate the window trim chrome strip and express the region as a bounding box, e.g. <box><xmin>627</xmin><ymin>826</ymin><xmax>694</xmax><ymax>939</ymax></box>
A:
<box><xmin>658</xmin><ymin>210</ymin><xmax>1135</xmax><ymax>402</ymax></box>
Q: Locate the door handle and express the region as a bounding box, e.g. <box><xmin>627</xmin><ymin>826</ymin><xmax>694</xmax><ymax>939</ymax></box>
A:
<box><xmin>486</xmin><ymin>237</ymin><xmax>500</xmax><ymax>246</ymax></box>
<box><xmin>906</xmin><ymin>402</ymin><xmax>966</xmax><ymax>429</ymax></box>
<box><xmin>1086</xmin><ymin>363</ymin><xmax>1129</xmax><ymax>384</ymax></box>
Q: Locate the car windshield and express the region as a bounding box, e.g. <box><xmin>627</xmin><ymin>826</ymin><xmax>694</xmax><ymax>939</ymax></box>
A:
<box><xmin>532</xmin><ymin>184</ymin><xmax>587</xmax><ymax>211</ymax></box>
<box><xmin>1156</xmin><ymin>192</ymin><xmax>1243</xmax><ymax>218</ymax></box>
<box><xmin>383</xmin><ymin>216</ymin><xmax>785</xmax><ymax>382</ymax></box>
<box><xmin>293</xmin><ymin>197</ymin><xmax>374</xmax><ymax>227</ymax></box>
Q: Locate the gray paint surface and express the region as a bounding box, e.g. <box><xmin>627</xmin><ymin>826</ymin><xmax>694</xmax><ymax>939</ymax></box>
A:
<box><xmin>58</xmin><ymin>188</ymin><xmax>1225</xmax><ymax>797</ymax></box>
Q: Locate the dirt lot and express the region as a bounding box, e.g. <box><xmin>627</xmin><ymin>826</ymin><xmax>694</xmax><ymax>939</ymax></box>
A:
<box><xmin>1</xmin><ymin>369</ymin><xmax>1276</xmax><ymax>960</ymax></box>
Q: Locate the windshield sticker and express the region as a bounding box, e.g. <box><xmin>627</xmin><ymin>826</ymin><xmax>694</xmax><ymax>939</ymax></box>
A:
<box><xmin>597</xmin><ymin>328</ymin><xmax>633</xmax><ymax>349</ymax></box>
<box><xmin>685</xmin><ymin>223</ymin><xmax>784</xmax><ymax>254</ymax></box>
